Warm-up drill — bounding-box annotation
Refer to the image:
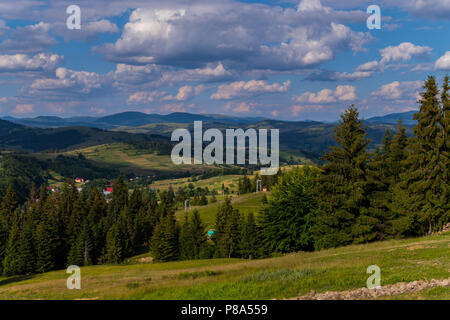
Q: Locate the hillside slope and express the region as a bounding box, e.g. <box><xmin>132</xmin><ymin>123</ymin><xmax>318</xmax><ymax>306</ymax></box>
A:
<box><xmin>0</xmin><ymin>232</ymin><xmax>448</xmax><ymax>300</ymax></box>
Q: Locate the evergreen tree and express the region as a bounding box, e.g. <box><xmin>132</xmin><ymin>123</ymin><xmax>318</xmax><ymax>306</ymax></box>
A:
<box><xmin>314</xmin><ymin>106</ymin><xmax>371</xmax><ymax>249</ymax></box>
<box><xmin>18</xmin><ymin>211</ymin><xmax>36</xmax><ymax>274</ymax></box>
<box><xmin>150</xmin><ymin>212</ymin><xmax>179</xmax><ymax>262</ymax></box>
<box><xmin>35</xmin><ymin>219</ymin><xmax>55</xmax><ymax>273</ymax></box>
<box><xmin>402</xmin><ymin>76</ymin><xmax>445</xmax><ymax>234</ymax></box>
<box><xmin>105</xmin><ymin>224</ymin><xmax>124</xmax><ymax>264</ymax></box>
<box><xmin>260</xmin><ymin>167</ymin><xmax>318</xmax><ymax>253</ymax></box>
<box><xmin>439</xmin><ymin>75</ymin><xmax>450</xmax><ymax>227</ymax></box>
<box><xmin>2</xmin><ymin>210</ymin><xmax>22</xmax><ymax>276</ymax></box>
<box><xmin>214</xmin><ymin>198</ymin><xmax>242</xmax><ymax>258</ymax></box>
<box><xmin>189</xmin><ymin>210</ymin><xmax>207</xmax><ymax>259</ymax></box>
<box><xmin>240</xmin><ymin>212</ymin><xmax>260</xmax><ymax>259</ymax></box>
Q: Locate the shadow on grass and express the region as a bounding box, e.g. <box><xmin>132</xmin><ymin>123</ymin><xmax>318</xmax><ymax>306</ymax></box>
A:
<box><xmin>0</xmin><ymin>274</ymin><xmax>34</xmax><ymax>286</ymax></box>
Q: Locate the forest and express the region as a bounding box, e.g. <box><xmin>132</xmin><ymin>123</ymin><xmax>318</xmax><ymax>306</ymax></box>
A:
<box><xmin>0</xmin><ymin>76</ymin><xmax>448</xmax><ymax>276</ymax></box>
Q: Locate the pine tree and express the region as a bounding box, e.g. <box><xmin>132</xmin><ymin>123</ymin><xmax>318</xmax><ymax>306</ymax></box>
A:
<box><xmin>105</xmin><ymin>224</ymin><xmax>124</xmax><ymax>264</ymax></box>
<box><xmin>179</xmin><ymin>213</ymin><xmax>193</xmax><ymax>260</ymax></box>
<box><xmin>314</xmin><ymin>106</ymin><xmax>371</xmax><ymax>249</ymax></box>
<box><xmin>2</xmin><ymin>210</ymin><xmax>22</xmax><ymax>276</ymax></box>
<box><xmin>402</xmin><ymin>76</ymin><xmax>444</xmax><ymax>234</ymax></box>
<box><xmin>35</xmin><ymin>220</ymin><xmax>55</xmax><ymax>273</ymax></box>
<box><xmin>240</xmin><ymin>212</ymin><xmax>260</xmax><ymax>259</ymax></box>
<box><xmin>214</xmin><ymin>198</ymin><xmax>242</xmax><ymax>258</ymax></box>
<box><xmin>189</xmin><ymin>210</ymin><xmax>207</xmax><ymax>259</ymax></box>
<box><xmin>18</xmin><ymin>211</ymin><xmax>36</xmax><ymax>274</ymax></box>
<box><xmin>150</xmin><ymin>212</ymin><xmax>179</xmax><ymax>262</ymax></box>
<box><xmin>439</xmin><ymin>75</ymin><xmax>450</xmax><ymax>227</ymax></box>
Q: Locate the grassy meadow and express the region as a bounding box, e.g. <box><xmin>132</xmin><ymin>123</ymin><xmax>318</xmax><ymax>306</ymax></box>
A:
<box><xmin>0</xmin><ymin>232</ymin><xmax>448</xmax><ymax>300</ymax></box>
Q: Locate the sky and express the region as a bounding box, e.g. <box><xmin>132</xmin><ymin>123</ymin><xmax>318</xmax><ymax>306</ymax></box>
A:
<box><xmin>0</xmin><ymin>0</ymin><xmax>449</xmax><ymax>122</ymax></box>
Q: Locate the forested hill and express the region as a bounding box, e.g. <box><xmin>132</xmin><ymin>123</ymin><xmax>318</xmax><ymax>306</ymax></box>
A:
<box><xmin>0</xmin><ymin>119</ymin><xmax>169</xmax><ymax>152</ymax></box>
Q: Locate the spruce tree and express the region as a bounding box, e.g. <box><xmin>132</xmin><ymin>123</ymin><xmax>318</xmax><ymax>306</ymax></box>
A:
<box><xmin>402</xmin><ymin>76</ymin><xmax>444</xmax><ymax>234</ymax></box>
<box><xmin>150</xmin><ymin>212</ymin><xmax>179</xmax><ymax>262</ymax></box>
<box><xmin>2</xmin><ymin>210</ymin><xmax>22</xmax><ymax>276</ymax></box>
<box><xmin>105</xmin><ymin>224</ymin><xmax>124</xmax><ymax>264</ymax></box>
<box><xmin>18</xmin><ymin>211</ymin><xmax>36</xmax><ymax>274</ymax></box>
<box><xmin>240</xmin><ymin>212</ymin><xmax>260</xmax><ymax>259</ymax></box>
<box><xmin>214</xmin><ymin>198</ymin><xmax>242</xmax><ymax>258</ymax></box>
<box><xmin>314</xmin><ymin>106</ymin><xmax>371</xmax><ymax>249</ymax></box>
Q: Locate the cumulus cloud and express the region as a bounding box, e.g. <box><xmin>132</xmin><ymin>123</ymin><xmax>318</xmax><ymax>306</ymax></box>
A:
<box><xmin>380</xmin><ymin>42</ymin><xmax>432</xmax><ymax>64</ymax></box>
<box><xmin>110</xmin><ymin>63</ymin><xmax>162</xmax><ymax>91</ymax></box>
<box><xmin>309</xmin><ymin>42</ymin><xmax>433</xmax><ymax>82</ymax></box>
<box><xmin>13</xmin><ymin>104</ymin><xmax>34</xmax><ymax>114</ymax></box>
<box><xmin>0</xmin><ymin>22</ymin><xmax>57</xmax><ymax>53</ymax></box>
<box><xmin>435</xmin><ymin>51</ymin><xmax>450</xmax><ymax>70</ymax></box>
<box><xmin>211</xmin><ymin>80</ymin><xmax>290</xmax><ymax>100</ymax></box>
<box><xmin>31</xmin><ymin>67</ymin><xmax>102</xmax><ymax>95</ymax></box>
<box><xmin>127</xmin><ymin>90</ymin><xmax>166</xmax><ymax>104</ymax></box>
<box><xmin>54</xmin><ymin>19</ymin><xmax>119</xmax><ymax>41</ymax></box>
<box><xmin>402</xmin><ymin>0</ymin><xmax>450</xmax><ymax>20</ymax></box>
<box><xmin>161</xmin><ymin>63</ymin><xmax>234</xmax><ymax>84</ymax></box>
<box><xmin>162</xmin><ymin>85</ymin><xmax>207</xmax><ymax>101</ymax></box>
<box><xmin>371</xmin><ymin>81</ymin><xmax>422</xmax><ymax>100</ymax></box>
<box><xmin>99</xmin><ymin>0</ymin><xmax>369</xmax><ymax>71</ymax></box>
<box><xmin>224</xmin><ymin>101</ymin><xmax>257</xmax><ymax>114</ymax></box>
<box><xmin>0</xmin><ymin>53</ymin><xmax>63</xmax><ymax>73</ymax></box>
<box><xmin>293</xmin><ymin>85</ymin><xmax>357</xmax><ymax>103</ymax></box>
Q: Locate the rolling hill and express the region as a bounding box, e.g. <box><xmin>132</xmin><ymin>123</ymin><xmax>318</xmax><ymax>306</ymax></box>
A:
<box><xmin>0</xmin><ymin>119</ymin><xmax>170</xmax><ymax>152</ymax></box>
<box><xmin>0</xmin><ymin>231</ymin><xmax>447</xmax><ymax>299</ymax></box>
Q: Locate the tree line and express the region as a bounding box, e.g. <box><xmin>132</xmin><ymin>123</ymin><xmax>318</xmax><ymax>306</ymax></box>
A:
<box><xmin>0</xmin><ymin>76</ymin><xmax>448</xmax><ymax>276</ymax></box>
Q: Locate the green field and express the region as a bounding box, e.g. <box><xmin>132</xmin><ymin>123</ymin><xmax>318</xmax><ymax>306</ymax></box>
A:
<box><xmin>175</xmin><ymin>192</ymin><xmax>267</xmax><ymax>228</ymax></box>
<box><xmin>0</xmin><ymin>232</ymin><xmax>448</xmax><ymax>300</ymax></box>
<box><xmin>63</xmin><ymin>143</ymin><xmax>213</xmax><ymax>175</ymax></box>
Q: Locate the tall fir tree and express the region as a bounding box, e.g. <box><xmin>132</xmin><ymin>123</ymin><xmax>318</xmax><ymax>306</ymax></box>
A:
<box><xmin>240</xmin><ymin>212</ymin><xmax>260</xmax><ymax>259</ymax></box>
<box><xmin>314</xmin><ymin>106</ymin><xmax>372</xmax><ymax>249</ymax></box>
<box><xmin>401</xmin><ymin>76</ymin><xmax>444</xmax><ymax>234</ymax></box>
<box><xmin>214</xmin><ymin>197</ymin><xmax>242</xmax><ymax>258</ymax></box>
<box><xmin>150</xmin><ymin>212</ymin><xmax>179</xmax><ymax>262</ymax></box>
<box><xmin>2</xmin><ymin>210</ymin><xmax>22</xmax><ymax>276</ymax></box>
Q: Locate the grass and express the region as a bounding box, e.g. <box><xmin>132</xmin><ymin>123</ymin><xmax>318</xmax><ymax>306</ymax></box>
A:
<box><xmin>175</xmin><ymin>192</ymin><xmax>267</xmax><ymax>228</ymax></box>
<box><xmin>60</xmin><ymin>143</ymin><xmax>213</xmax><ymax>176</ymax></box>
<box><xmin>0</xmin><ymin>232</ymin><xmax>448</xmax><ymax>300</ymax></box>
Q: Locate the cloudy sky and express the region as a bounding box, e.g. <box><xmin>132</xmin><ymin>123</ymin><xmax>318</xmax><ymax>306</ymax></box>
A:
<box><xmin>0</xmin><ymin>0</ymin><xmax>449</xmax><ymax>121</ymax></box>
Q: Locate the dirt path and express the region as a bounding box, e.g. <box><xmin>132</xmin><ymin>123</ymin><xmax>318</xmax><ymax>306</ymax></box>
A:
<box><xmin>289</xmin><ymin>277</ymin><xmax>450</xmax><ymax>300</ymax></box>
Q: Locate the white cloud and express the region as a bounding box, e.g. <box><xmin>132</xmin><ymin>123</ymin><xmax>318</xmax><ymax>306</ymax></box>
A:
<box><xmin>161</xmin><ymin>63</ymin><xmax>233</xmax><ymax>84</ymax></box>
<box><xmin>13</xmin><ymin>104</ymin><xmax>34</xmax><ymax>114</ymax></box>
<box><xmin>211</xmin><ymin>80</ymin><xmax>290</xmax><ymax>100</ymax></box>
<box><xmin>127</xmin><ymin>90</ymin><xmax>166</xmax><ymax>104</ymax></box>
<box><xmin>100</xmin><ymin>1</ymin><xmax>369</xmax><ymax>71</ymax></box>
<box><xmin>162</xmin><ymin>85</ymin><xmax>207</xmax><ymax>101</ymax></box>
<box><xmin>0</xmin><ymin>22</ymin><xmax>57</xmax><ymax>53</ymax></box>
<box><xmin>31</xmin><ymin>67</ymin><xmax>102</xmax><ymax>94</ymax></box>
<box><xmin>371</xmin><ymin>81</ymin><xmax>422</xmax><ymax>100</ymax></box>
<box><xmin>293</xmin><ymin>85</ymin><xmax>356</xmax><ymax>103</ymax></box>
<box><xmin>380</xmin><ymin>42</ymin><xmax>432</xmax><ymax>64</ymax></box>
<box><xmin>224</xmin><ymin>101</ymin><xmax>257</xmax><ymax>114</ymax></box>
<box><xmin>435</xmin><ymin>51</ymin><xmax>450</xmax><ymax>70</ymax></box>
<box><xmin>0</xmin><ymin>53</ymin><xmax>63</xmax><ymax>72</ymax></box>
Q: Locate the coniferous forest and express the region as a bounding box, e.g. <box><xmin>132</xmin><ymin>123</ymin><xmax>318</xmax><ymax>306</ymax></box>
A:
<box><xmin>0</xmin><ymin>76</ymin><xmax>449</xmax><ymax>277</ymax></box>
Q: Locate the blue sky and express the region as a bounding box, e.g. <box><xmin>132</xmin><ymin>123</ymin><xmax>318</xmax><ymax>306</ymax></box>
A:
<box><xmin>0</xmin><ymin>0</ymin><xmax>449</xmax><ymax>122</ymax></box>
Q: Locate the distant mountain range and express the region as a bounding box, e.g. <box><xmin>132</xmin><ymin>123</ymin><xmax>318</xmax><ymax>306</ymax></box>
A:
<box><xmin>365</xmin><ymin>111</ymin><xmax>417</xmax><ymax>126</ymax></box>
<box><xmin>1</xmin><ymin>112</ymin><xmax>268</xmax><ymax>129</ymax></box>
<box><xmin>1</xmin><ymin>110</ymin><xmax>418</xmax><ymax>129</ymax></box>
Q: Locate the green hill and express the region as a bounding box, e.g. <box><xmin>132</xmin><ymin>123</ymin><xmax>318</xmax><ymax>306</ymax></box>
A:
<box><xmin>0</xmin><ymin>232</ymin><xmax>448</xmax><ymax>300</ymax></box>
